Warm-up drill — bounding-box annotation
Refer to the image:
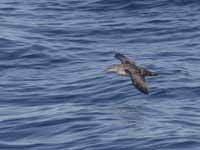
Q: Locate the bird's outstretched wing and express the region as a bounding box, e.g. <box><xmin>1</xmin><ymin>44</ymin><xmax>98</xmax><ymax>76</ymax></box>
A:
<box><xmin>115</xmin><ymin>53</ymin><xmax>135</xmax><ymax>65</ymax></box>
<box><xmin>125</xmin><ymin>68</ymin><xmax>149</xmax><ymax>94</ymax></box>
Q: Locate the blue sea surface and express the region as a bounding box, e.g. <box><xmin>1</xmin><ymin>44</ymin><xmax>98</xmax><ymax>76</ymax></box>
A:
<box><xmin>1</xmin><ymin>0</ymin><xmax>200</xmax><ymax>149</ymax></box>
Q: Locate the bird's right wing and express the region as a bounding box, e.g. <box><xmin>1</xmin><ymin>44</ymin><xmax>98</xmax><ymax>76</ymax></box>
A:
<box><xmin>115</xmin><ymin>53</ymin><xmax>135</xmax><ymax>65</ymax></box>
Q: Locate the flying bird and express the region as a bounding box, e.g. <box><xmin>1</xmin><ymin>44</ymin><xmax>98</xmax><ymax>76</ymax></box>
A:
<box><xmin>107</xmin><ymin>53</ymin><xmax>158</xmax><ymax>94</ymax></box>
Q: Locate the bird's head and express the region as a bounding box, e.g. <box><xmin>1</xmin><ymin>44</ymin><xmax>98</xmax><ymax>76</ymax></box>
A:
<box><xmin>107</xmin><ymin>64</ymin><xmax>126</xmax><ymax>75</ymax></box>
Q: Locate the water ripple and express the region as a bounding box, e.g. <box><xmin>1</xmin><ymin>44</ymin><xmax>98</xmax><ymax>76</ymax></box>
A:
<box><xmin>1</xmin><ymin>0</ymin><xmax>200</xmax><ymax>149</ymax></box>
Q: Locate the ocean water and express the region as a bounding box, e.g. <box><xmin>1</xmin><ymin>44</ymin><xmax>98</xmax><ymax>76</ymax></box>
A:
<box><xmin>1</xmin><ymin>0</ymin><xmax>200</xmax><ymax>149</ymax></box>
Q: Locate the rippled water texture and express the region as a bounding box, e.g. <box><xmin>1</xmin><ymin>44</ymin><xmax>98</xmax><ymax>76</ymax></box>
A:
<box><xmin>1</xmin><ymin>0</ymin><xmax>200</xmax><ymax>149</ymax></box>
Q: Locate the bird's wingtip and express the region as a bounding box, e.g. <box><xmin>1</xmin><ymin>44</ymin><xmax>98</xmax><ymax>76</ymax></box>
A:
<box><xmin>114</xmin><ymin>53</ymin><xmax>125</xmax><ymax>59</ymax></box>
<box><xmin>144</xmin><ymin>90</ymin><xmax>149</xmax><ymax>95</ymax></box>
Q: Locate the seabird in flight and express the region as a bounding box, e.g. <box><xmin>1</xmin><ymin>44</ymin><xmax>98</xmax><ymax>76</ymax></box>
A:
<box><xmin>107</xmin><ymin>53</ymin><xmax>158</xmax><ymax>94</ymax></box>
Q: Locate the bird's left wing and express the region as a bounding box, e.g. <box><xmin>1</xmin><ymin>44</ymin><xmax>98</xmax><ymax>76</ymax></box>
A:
<box><xmin>125</xmin><ymin>68</ymin><xmax>149</xmax><ymax>94</ymax></box>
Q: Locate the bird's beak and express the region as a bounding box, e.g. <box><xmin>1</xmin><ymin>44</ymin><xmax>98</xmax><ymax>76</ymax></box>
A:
<box><xmin>151</xmin><ymin>72</ymin><xmax>159</xmax><ymax>76</ymax></box>
<box><xmin>106</xmin><ymin>65</ymin><xmax>115</xmax><ymax>72</ymax></box>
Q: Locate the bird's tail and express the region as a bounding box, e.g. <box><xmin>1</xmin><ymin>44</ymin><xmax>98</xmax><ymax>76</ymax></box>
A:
<box><xmin>140</xmin><ymin>67</ymin><xmax>158</xmax><ymax>77</ymax></box>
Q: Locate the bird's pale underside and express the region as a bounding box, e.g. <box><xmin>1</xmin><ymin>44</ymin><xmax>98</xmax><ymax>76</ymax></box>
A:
<box><xmin>107</xmin><ymin>53</ymin><xmax>158</xmax><ymax>94</ymax></box>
